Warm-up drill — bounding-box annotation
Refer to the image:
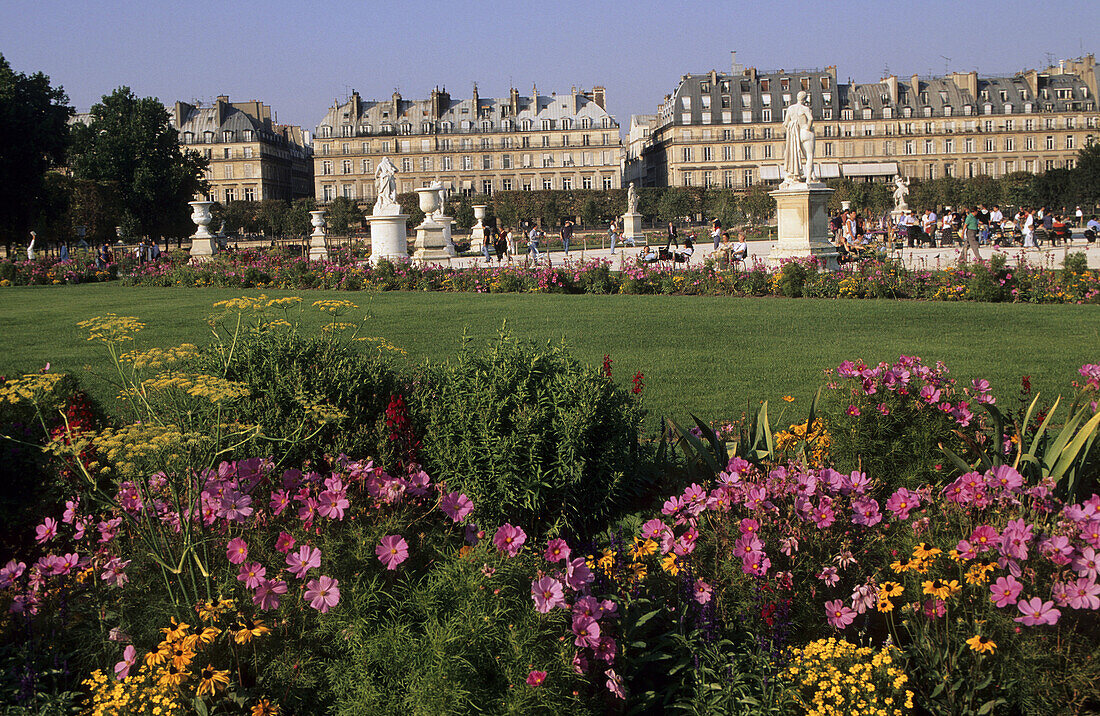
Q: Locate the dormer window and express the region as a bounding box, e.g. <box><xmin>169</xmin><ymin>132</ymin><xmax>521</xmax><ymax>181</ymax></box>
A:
<box><xmin>320</xmin><ymin>126</ymin><xmax>332</xmax><ymax>138</ymax></box>
<box><xmin>203</xmin><ymin>131</ymin><xmax>214</xmax><ymax>143</ymax></box>
<box><xmin>242</xmin><ymin>130</ymin><xmax>253</xmax><ymax>142</ymax></box>
<box><xmin>481</xmin><ymin>121</ymin><xmax>492</xmax><ymax>131</ymax></box>
<box><xmin>222</xmin><ymin>131</ymin><xmax>234</xmax><ymax>142</ymax></box>
<box><xmin>441</xmin><ymin>122</ymin><xmax>452</xmax><ymax>133</ymax></box>
<box><xmin>183</xmin><ymin>131</ymin><xmax>194</xmax><ymax>144</ymax></box>
<box><xmin>341</xmin><ymin>125</ymin><xmax>352</xmax><ymax>137</ymax></box>
<box><xmin>580</xmin><ymin>117</ymin><xmax>592</xmax><ymax>129</ymax></box>
<box><xmin>521</xmin><ymin>119</ymin><xmax>532</xmax><ymax>131</ymax></box>
<box><xmin>700</xmin><ymin>81</ymin><xmax>710</xmax><ymax>93</ymax></box>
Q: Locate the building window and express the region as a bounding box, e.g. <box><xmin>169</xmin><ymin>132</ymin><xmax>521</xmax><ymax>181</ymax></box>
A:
<box><xmin>823</xmin><ymin>142</ymin><xmax>834</xmax><ymax>157</ymax></box>
<box><xmin>702</xmin><ymin>146</ymin><xmax>713</xmax><ymax>161</ymax></box>
<box><xmin>602</xmin><ymin>176</ymin><xmax>613</xmax><ymax>190</ymax></box>
<box><xmin>924</xmin><ymin>139</ymin><xmax>934</xmax><ymax>154</ymax></box>
<box><xmin>441</xmin><ymin>156</ymin><xmax>452</xmax><ymax>170</ymax></box>
<box><xmin>762</xmin><ymin>108</ymin><xmax>772</xmax><ymax>122</ymax></box>
<box><xmin>1003</xmin><ymin>137</ymin><xmax>1014</xmax><ymax>151</ymax></box>
<box><xmin>1045</xmin><ymin>135</ymin><xmax>1055</xmax><ymax>150</ymax></box>
<box><xmin>1066</xmin><ymin>135</ymin><xmax>1075</xmax><ymax>150</ymax></box>
<box><xmin>322</xmin><ymin>160</ymin><xmax>333</xmax><ymax>175</ymax></box>
<box><xmin>244</xmin><ymin>187</ymin><xmax>255</xmax><ymax>202</ymax></box>
<box><xmin>703</xmin><ymin>171</ymin><xmax>714</xmax><ymax>187</ymax></box>
<box><xmin>401</xmin><ymin>158</ymin><xmax>412</xmax><ymax>172</ymax></box>
<box><xmin>561</xmin><ymin>177</ymin><xmax>572</xmax><ymax>190</ymax></box>
<box><xmin>482</xmin><ymin>155</ymin><xmax>492</xmax><ymax>170</ymax></box>
<box><xmin>482</xmin><ymin>179</ymin><xmax>493</xmax><ymax>194</ymax></box>
<box><xmin>502</xmin><ymin>178</ymin><xmax>513</xmax><ymax>191</ymax></box>
<box><xmin>723</xmin><ymin>170</ymin><xmax>733</xmax><ymax>188</ymax></box>
<box><xmin>742</xmin><ymin>145</ymin><xmax>753</xmax><ymax>160</ymax></box>
<box><xmin>742</xmin><ymin>169</ymin><xmax>753</xmax><ymax>186</ymax></box>
<box><xmin>322</xmin><ymin>185</ymin><xmax>333</xmax><ymax>201</ymax></box>
<box><xmin>543</xmin><ymin>177</ymin><xmax>553</xmax><ymax>190</ymax></box>
<box><xmin>362</xmin><ymin>158</ymin><xmax>371</xmax><ymax>173</ymax></box>
<box><xmin>342</xmin><ymin>184</ymin><xmax>355</xmax><ymax>198</ymax></box>
<box><xmin>763</xmin><ymin>144</ymin><xmax>773</xmax><ymax>159</ymax></box>
<box><xmin>722</xmin><ymin>145</ymin><xmax>732</xmax><ymax>161</ymax></box>
<box><xmin>342</xmin><ymin>160</ymin><xmax>352</xmax><ymax>174</ymax></box>
<box><xmin>582</xmin><ymin>176</ymin><xmax>593</xmax><ymax>189</ymax></box>
<box><xmin>225</xmin><ymin>188</ymin><xmax>236</xmax><ymax>202</ymax></box>
<box><xmin>223</xmin><ymin>148</ymin><xmax>231</xmax><ymax>159</ymax></box>
<box><xmin>965</xmin><ymin>137</ymin><xmax>974</xmax><ymax>152</ymax></box>
<box><xmin>681</xmin><ymin>147</ymin><xmax>693</xmax><ymax>162</ymax></box>
<box><xmin>462</xmin><ymin>156</ymin><xmax>472</xmax><ymax>170</ymax></box>
<box><xmin>1025</xmin><ymin>136</ymin><xmax>1035</xmax><ymax>150</ymax></box>
<box><xmin>421</xmin><ymin>157</ymin><xmax>433</xmax><ymax>171</ymax></box>
<box><xmin>904</xmin><ymin>140</ymin><xmax>914</xmax><ymax>155</ymax></box>
<box><xmin>502</xmin><ymin>154</ymin><xmax>512</xmax><ymax>169</ymax></box>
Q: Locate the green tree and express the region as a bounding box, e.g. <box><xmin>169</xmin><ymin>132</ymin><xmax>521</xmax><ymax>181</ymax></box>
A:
<box><xmin>256</xmin><ymin>199</ymin><xmax>290</xmax><ymax>236</ymax></box>
<box><xmin>0</xmin><ymin>54</ymin><xmax>73</xmax><ymax>255</ymax></box>
<box><xmin>1076</xmin><ymin>142</ymin><xmax>1100</xmax><ymax>206</ymax></box>
<box><xmin>286</xmin><ymin>198</ymin><xmax>316</xmax><ymax>236</ymax></box>
<box><xmin>741</xmin><ymin>185</ymin><xmax>776</xmax><ymax>224</ymax></box>
<box><xmin>1000</xmin><ymin>172</ymin><xmax>1038</xmax><ymax>210</ymax></box>
<box><xmin>70</xmin><ymin>87</ymin><xmax>207</xmax><ymax>241</ymax></box>
<box><xmin>655</xmin><ymin>187</ymin><xmax>695</xmax><ymax>223</ymax></box>
<box><xmin>703</xmin><ymin>189</ymin><xmax>742</xmax><ymax>228</ymax></box>
<box><xmin>325</xmin><ymin>196</ymin><xmax>364</xmax><ymax>235</ymax></box>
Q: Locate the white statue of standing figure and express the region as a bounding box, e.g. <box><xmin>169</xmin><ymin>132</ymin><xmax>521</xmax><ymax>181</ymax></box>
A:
<box><xmin>432</xmin><ymin>183</ymin><xmax>447</xmax><ymax>222</ymax></box>
<box><xmin>373</xmin><ymin>157</ymin><xmax>399</xmax><ymax>215</ymax></box>
<box><xmin>27</xmin><ymin>231</ymin><xmax>36</xmax><ymax>260</ymax></box>
<box><xmin>626</xmin><ymin>182</ymin><xmax>638</xmax><ymax>214</ymax></box>
<box><xmin>892</xmin><ymin>175</ymin><xmax>910</xmax><ymax>212</ymax></box>
<box><xmin>782</xmin><ymin>91</ymin><xmax>816</xmax><ymax>183</ymax></box>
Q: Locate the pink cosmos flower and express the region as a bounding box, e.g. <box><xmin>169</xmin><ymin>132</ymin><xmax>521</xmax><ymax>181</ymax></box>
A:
<box><xmin>253</xmin><ymin>578</ymin><xmax>288</xmax><ymax>610</ymax></box>
<box><xmin>62</xmin><ymin>499</ymin><xmax>79</xmax><ymax>524</ymax></box>
<box><xmin>376</xmin><ymin>535</ymin><xmax>408</xmax><ymax>570</ymax></box>
<box><xmin>1076</xmin><ymin>547</ymin><xmax>1099</xmax><ymax>579</ymax></box>
<box><xmin>572</xmin><ymin>614</ymin><xmax>601</xmax><ymax>648</ymax></box>
<box><xmin>817</xmin><ymin>566</ymin><xmax>839</xmax><ymax>586</ymax></box>
<box><xmin>531</xmin><ymin>576</ymin><xmax>566</xmax><ymax>613</ymax></box>
<box><xmin>640</xmin><ymin>518</ymin><xmax>668</xmax><ymax>542</ymax></box>
<box><xmin>317</xmin><ymin>490</ymin><xmax>349</xmax><ymax>520</ymax></box>
<box><xmin>440</xmin><ymin>491</ymin><xmax>474</xmax><ymax>523</ymax></box>
<box><xmin>742</xmin><ymin>552</ymin><xmax>771</xmax><ymax>576</ymax></box>
<box><xmin>693</xmin><ymin>579</ymin><xmax>712</xmax><ymax>604</ymax></box>
<box><xmin>565</xmin><ymin>556</ymin><xmax>594</xmax><ymax>590</ymax></box>
<box><xmin>297</xmin><ymin>496</ymin><xmax>318</xmax><ymax>526</ymax></box>
<box><xmin>270</xmin><ymin>489</ymin><xmax>290</xmax><ymax>515</ymax></box>
<box><xmin>221</xmin><ymin>491</ymin><xmax>253</xmax><ymax>522</ymax></box>
<box><xmin>114</xmin><ymin>644</ymin><xmax>136</xmax><ymax>681</ymax></box>
<box><xmin>100</xmin><ymin>558</ymin><xmax>131</xmax><ymax>588</ymax></box>
<box><xmin>275</xmin><ymin>532</ymin><xmax>296</xmax><ymax>554</ymax></box>
<box><xmin>0</xmin><ymin>560</ymin><xmax>26</xmax><ymax>589</ymax></box>
<box><xmin>605</xmin><ymin>668</ymin><xmax>625</xmax><ymax>699</ymax></box>
<box><xmin>922</xmin><ymin>598</ymin><xmax>947</xmax><ymax>619</ymax></box>
<box><xmin>851</xmin><ymin>497</ymin><xmax>882</xmax><ymax>527</ymax></box>
<box><xmin>825</xmin><ymin>599</ymin><xmax>856</xmax><ymax>629</ymax></box>
<box><xmin>595</xmin><ymin>636</ymin><xmax>617</xmax><ymax>663</ymax></box>
<box><xmin>1014</xmin><ymin>597</ymin><xmax>1061</xmax><ymax>626</ymax></box>
<box><xmin>526</xmin><ymin>670</ymin><xmax>547</xmax><ymax>687</ymax></box>
<box><xmin>34</xmin><ymin>518</ymin><xmax>58</xmax><ymax>544</ymax></box>
<box><xmin>885</xmin><ymin>488</ymin><xmax>920</xmax><ymax>520</ymax></box>
<box><xmin>226</xmin><ymin>537</ymin><xmax>249</xmax><ymax>565</ymax></box>
<box><xmin>812</xmin><ymin>505</ymin><xmax>836</xmax><ymax>529</ymax></box>
<box><xmin>544</xmin><ymin>538</ymin><xmax>571</xmax><ymax>563</ymax></box>
<box><xmin>845</xmin><ymin>405</ymin><xmax>860</xmax><ymax>417</ymax></box>
<box><xmin>574</xmin><ymin>596</ymin><xmax>601</xmax><ymax>619</ymax></box>
<box><xmin>572</xmin><ymin>650</ymin><xmax>589</xmax><ymax>674</ymax></box>
<box><xmin>493</xmin><ymin>524</ymin><xmax>526</xmax><ymax>557</ymax></box>
<box><xmin>303</xmin><ymin>575</ymin><xmax>340</xmax><ymax>613</ymax></box>
<box><xmin>286</xmin><ymin>544</ymin><xmax>322</xmax><ymax>578</ymax></box>
<box><xmin>990</xmin><ymin>575</ymin><xmax>1023</xmax><ymax>607</ymax></box>
<box><xmin>970</xmin><ymin>525</ymin><xmax>999</xmax><ymax>552</ymax></box>
<box><xmin>1068</xmin><ymin>577</ymin><xmax>1100</xmax><ymax>610</ymax></box>
<box><xmin>237</xmin><ymin>562</ymin><xmax>266</xmax><ymax>589</ymax></box>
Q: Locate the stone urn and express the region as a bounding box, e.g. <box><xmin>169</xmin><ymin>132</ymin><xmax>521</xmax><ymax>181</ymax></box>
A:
<box><xmin>188</xmin><ymin>201</ymin><xmax>218</xmax><ymax>259</ymax></box>
<box><xmin>308</xmin><ymin>209</ymin><xmax>329</xmax><ymax>261</ymax></box>
<box><xmin>472</xmin><ymin>205</ymin><xmax>487</xmax><ymax>227</ymax></box>
<box><xmin>415</xmin><ymin>187</ymin><xmax>441</xmax><ymax>219</ymax></box>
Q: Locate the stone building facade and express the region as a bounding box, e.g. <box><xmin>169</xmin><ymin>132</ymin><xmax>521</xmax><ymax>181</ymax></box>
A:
<box><xmin>173</xmin><ymin>96</ymin><xmax>313</xmax><ymax>203</ymax></box>
<box><xmin>631</xmin><ymin>54</ymin><xmax>1099</xmax><ymax>189</ymax></box>
<box><xmin>312</xmin><ymin>85</ymin><xmax>621</xmax><ymax>204</ymax></box>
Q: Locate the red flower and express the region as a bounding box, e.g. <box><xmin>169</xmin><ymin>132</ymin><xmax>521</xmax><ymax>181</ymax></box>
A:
<box><xmin>631</xmin><ymin>372</ymin><xmax>644</xmax><ymax>395</ymax></box>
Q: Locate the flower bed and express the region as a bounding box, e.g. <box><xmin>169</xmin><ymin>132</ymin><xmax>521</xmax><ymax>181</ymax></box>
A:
<box><xmin>1</xmin><ymin>299</ymin><xmax>1099</xmax><ymax>713</ymax></box>
<box><xmin>3</xmin><ymin>247</ymin><xmax>1099</xmax><ymax>303</ymax></box>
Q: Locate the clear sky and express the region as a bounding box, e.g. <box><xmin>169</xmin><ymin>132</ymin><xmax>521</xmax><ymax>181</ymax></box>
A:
<box><xmin>2</xmin><ymin>0</ymin><xmax>1097</xmax><ymax>133</ymax></box>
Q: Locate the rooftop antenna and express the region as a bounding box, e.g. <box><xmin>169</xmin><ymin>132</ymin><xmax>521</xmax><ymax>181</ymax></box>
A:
<box><xmin>1044</xmin><ymin>52</ymin><xmax>1056</xmax><ymax>69</ymax></box>
<box><xmin>940</xmin><ymin>56</ymin><xmax>951</xmax><ymax>75</ymax></box>
<box><xmin>343</xmin><ymin>85</ymin><xmax>353</xmax><ymax>101</ymax></box>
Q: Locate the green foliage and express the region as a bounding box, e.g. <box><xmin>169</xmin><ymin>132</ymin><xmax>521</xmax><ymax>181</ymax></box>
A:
<box><xmin>965</xmin><ymin>253</ymin><xmax>1009</xmax><ymax>302</ymax></box>
<box><xmin>413</xmin><ymin>331</ymin><xmax>645</xmax><ymax>538</ymax></box>
<box><xmin>70</xmin><ymin>87</ymin><xmax>207</xmax><ymax>240</ymax></box>
<box><xmin>656</xmin><ymin>188</ymin><xmax>698</xmax><ymax>223</ymax></box>
<box><xmin>190</xmin><ymin>325</ymin><xmax>405</xmax><ymax>468</ymax></box>
<box><xmin>326</xmin><ymin>196</ymin><xmax>365</xmax><ymax>235</ymax></box>
<box><xmin>740</xmin><ymin>185</ymin><xmax>776</xmax><ymax>224</ymax></box>
<box><xmin>777</xmin><ymin>261</ymin><xmax>808</xmax><ymax>298</ymax></box>
<box><xmin>1063</xmin><ymin>251</ymin><xmax>1089</xmax><ymax>275</ymax></box>
<box><xmin>286</xmin><ymin>197</ymin><xmax>317</xmax><ymax>236</ymax></box>
<box><xmin>0</xmin><ymin>54</ymin><xmax>73</xmax><ymax>247</ymax></box>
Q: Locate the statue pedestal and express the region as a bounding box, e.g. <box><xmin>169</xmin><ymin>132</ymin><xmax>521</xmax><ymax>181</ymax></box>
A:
<box><xmin>308</xmin><ymin>235</ymin><xmax>329</xmax><ymax>261</ymax></box>
<box><xmin>470</xmin><ymin>205</ymin><xmax>487</xmax><ymax>252</ymax></box>
<box><xmin>189</xmin><ymin>236</ymin><xmax>218</xmax><ymax>260</ymax></box>
<box><xmin>622</xmin><ymin>212</ymin><xmax>644</xmax><ymax>244</ymax></box>
<box><xmin>366</xmin><ymin>214</ymin><xmax>409</xmax><ymax>265</ymax></box>
<box><xmin>767</xmin><ymin>182</ymin><xmax>838</xmax><ymax>269</ymax></box>
<box><xmin>413</xmin><ymin>221</ymin><xmax>452</xmax><ymax>263</ymax></box>
<box><xmin>439</xmin><ymin>216</ymin><xmax>457</xmax><ymax>256</ymax></box>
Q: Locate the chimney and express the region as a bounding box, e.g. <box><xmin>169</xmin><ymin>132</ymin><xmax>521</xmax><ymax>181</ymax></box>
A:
<box><xmin>391</xmin><ymin>90</ymin><xmax>401</xmax><ymax>118</ymax></box>
<box><xmin>571</xmin><ymin>85</ymin><xmax>579</xmax><ymax>114</ymax></box>
<box><xmin>430</xmin><ymin>87</ymin><xmax>439</xmax><ymax>119</ymax></box>
<box><xmin>592</xmin><ymin>85</ymin><xmax>606</xmax><ymax>109</ymax></box>
<box><xmin>730</xmin><ymin>50</ymin><xmax>742</xmax><ymax>75</ymax></box>
<box><xmin>910</xmin><ymin>74</ymin><xmax>920</xmax><ymax>100</ymax></box>
<box><xmin>472</xmin><ymin>82</ymin><xmax>479</xmax><ymax>116</ymax></box>
<box><xmin>350</xmin><ymin>90</ymin><xmax>361</xmax><ymax>121</ymax></box>
<box><xmin>1023</xmin><ymin>69</ymin><xmax>1039</xmax><ymax>100</ymax></box>
<box><xmin>510</xmin><ymin>86</ymin><xmax>520</xmax><ymax>115</ymax></box>
<box><xmin>882</xmin><ymin>75</ymin><xmax>898</xmax><ymax>105</ymax></box>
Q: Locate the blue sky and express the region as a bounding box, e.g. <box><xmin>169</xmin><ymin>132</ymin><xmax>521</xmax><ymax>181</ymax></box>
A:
<box><xmin>2</xmin><ymin>0</ymin><xmax>1097</xmax><ymax>132</ymax></box>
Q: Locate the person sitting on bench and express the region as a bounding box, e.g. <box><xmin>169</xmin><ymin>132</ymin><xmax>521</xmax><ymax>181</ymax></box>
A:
<box><xmin>730</xmin><ymin>232</ymin><xmax>748</xmax><ymax>262</ymax></box>
<box><xmin>640</xmin><ymin>245</ymin><xmax>659</xmax><ymax>263</ymax></box>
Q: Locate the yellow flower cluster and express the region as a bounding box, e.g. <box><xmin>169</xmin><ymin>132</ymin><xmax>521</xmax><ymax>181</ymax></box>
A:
<box><xmin>91</xmin><ymin>423</ymin><xmax>208</xmax><ymax>477</ymax></box>
<box><xmin>311</xmin><ymin>299</ymin><xmax>358</xmax><ymax>313</ymax></box>
<box><xmin>774</xmin><ymin>418</ymin><xmax>831</xmax><ymax>466</ymax></box>
<box><xmin>838</xmin><ymin>276</ymin><xmax>862</xmax><ymax>298</ymax></box>
<box><xmin>142</xmin><ymin>373</ymin><xmax>250</xmax><ymax>403</ymax></box>
<box><xmin>0</xmin><ymin>373</ymin><xmax>65</xmax><ymax>406</ymax></box>
<box><xmin>213</xmin><ymin>295</ymin><xmax>301</xmax><ymax>313</ymax></box>
<box><xmin>782</xmin><ymin>638</ymin><xmax>914</xmax><ymax>716</ymax></box>
<box><xmin>83</xmin><ymin>664</ymin><xmax>186</xmax><ymax>716</ymax></box>
<box><xmin>355</xmin><ymin>336</ymin><xmax>408</xmax><ymax>356</ymax></box>
<box><xmin>295</xmin><ymin>394</ymin><xmax>348</xmax><ymax>425</ymax></box>
<box><xmin>120</xmin><ymin>344</ymin><xmax>200</xmax><ymax>371</ymax></box>
<box><xmin>78</xmin><ymin>314</ymin><xmax>146</xmax><ymax>343</ymax></box>
<box><xmin>320</xmin><ymin>322</ymin><xmax>357</xmax><ymax>334</ymax></box>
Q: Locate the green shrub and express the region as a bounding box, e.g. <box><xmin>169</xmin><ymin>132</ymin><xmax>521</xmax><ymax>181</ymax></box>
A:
<box><xmin>412</xmin><ymin>333</ymin><xmax>645</xmax><ymax>538</ymax></box>
<box><xmin>777</xmin><ymin>261</ymin><xmax>808</xmax><ymax>298</ymax></box>
<box><xmin>190</xmin><ymin>328</ymin><xmax>406</xmax><ymax>467</ymax></box>
<box><xmin>1063</xmin><ymin>251</ymin><xmax>1088</xmax><ymax>275</ymax></box>
<box><xmin>966</xmin><ymin>254</ymin><xmax>1008</xmax><ymax>302</ymax></box>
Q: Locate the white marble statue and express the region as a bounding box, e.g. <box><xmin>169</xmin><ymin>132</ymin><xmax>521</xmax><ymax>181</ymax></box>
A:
<box><xmin>782</xmin><ymin>91</ymin><xmax>816</xmax><ymax>183</ymax></box>
<box><xmin>431</xmin><ymin>183</ymin><xmax>447</xmax><ymax>222</ymax></box>
<box><xmin>892</xmin><ymin>175</ymin><xmax>910</xmax><ymax>212</ymax></box>
<box><xmin>27</xmin><ymin>231</ymin><xmax>36</xmax><ymax>260</ymax></box>
<box><xmin>373</xmin><ymin>157</ymin><xmax>400</xmax><ymax>215</ymax></box>
<box><xmin>627</xmin><ymin>182</ymin><xmax>638</xmax><ymax>214</ymax></box>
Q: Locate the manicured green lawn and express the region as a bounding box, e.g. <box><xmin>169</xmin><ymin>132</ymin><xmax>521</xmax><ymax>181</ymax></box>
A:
<box><xmin>2</xmin><ymin>283</ymin><xmax>1098</xmax><ymax>425</ymax></box>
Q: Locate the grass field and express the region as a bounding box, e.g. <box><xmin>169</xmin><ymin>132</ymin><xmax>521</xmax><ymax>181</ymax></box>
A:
<box><xmin>2</xmin><ymin>283</ymin><xmax>1098</xmax><ymax>425</ymax></box>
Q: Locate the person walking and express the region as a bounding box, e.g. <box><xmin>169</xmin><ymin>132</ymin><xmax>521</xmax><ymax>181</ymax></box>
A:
<box><xmin>1075</xmin><ymin>205</ymin><xmax>1084</xmax><ymax>228</ymax></box>
<box><xmin>608</xmin><ymin>220</ymin><xmax>619</xmax><ymax>252</ymax></box>
<box><xmin>711</xmin><ymin>218</ymin><xmax>722</xmax><ymax>251</ymax></box>
<box><xmin>528</xmin><ymin>225</ymin><xmax>542</xmax><ymax>260</ymax></box>
<box><xmin>561</xmin><ymin>220</ymin><xmax>574</xmax><ymax>256</ymax></box>
<box><xmin>482</xmin><ymin>226</ymin><xmax>494</xmax><ymax>262</ymax></box>
<box><xmin>961</xmin><ymin>207</ymin><xmax>981</xmax><ymax>263</ymax></box>
<box><xmin>1021</xmin><ymin>208</ymin><xmax>1036</xmax><ymax>248</ymax></box>
<box><xmin>666</xmin><ymin>221</ymin><xmax>679</xmax><ymax>249</ymax></box>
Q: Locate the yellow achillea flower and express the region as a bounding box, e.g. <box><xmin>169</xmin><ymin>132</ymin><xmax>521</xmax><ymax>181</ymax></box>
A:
<box><xmin>78</xmin><ymin>314</ymin><xmax>145</xmax><ymax>343</ymax></box>
<box><xmin>312</xmin><ymin>299</ymin><xmax>359</xmax><ymax>313</ymax></box>
<box><xmin>782</xmin><ymin>638</ymin><xmax>912</xmax><ymax>715</ymax></box>
<box><xmin>966</xmin><ymin>634</ymin><xmax>996</xmax><ymax>654</ymax></box>
<box><xmin>142</xmin><ymin>372</ymin><xmax>250</xmax><ymax>403</ymax></box>
<box><xmin>0</xmin><ymin>373</ymin><xmax>65</xmax><ymax>407</ymax></box>
<box><xmin>119</xmin><ymin>344</ymin><xmax>199</xmax><ymax>371</ymax></box>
